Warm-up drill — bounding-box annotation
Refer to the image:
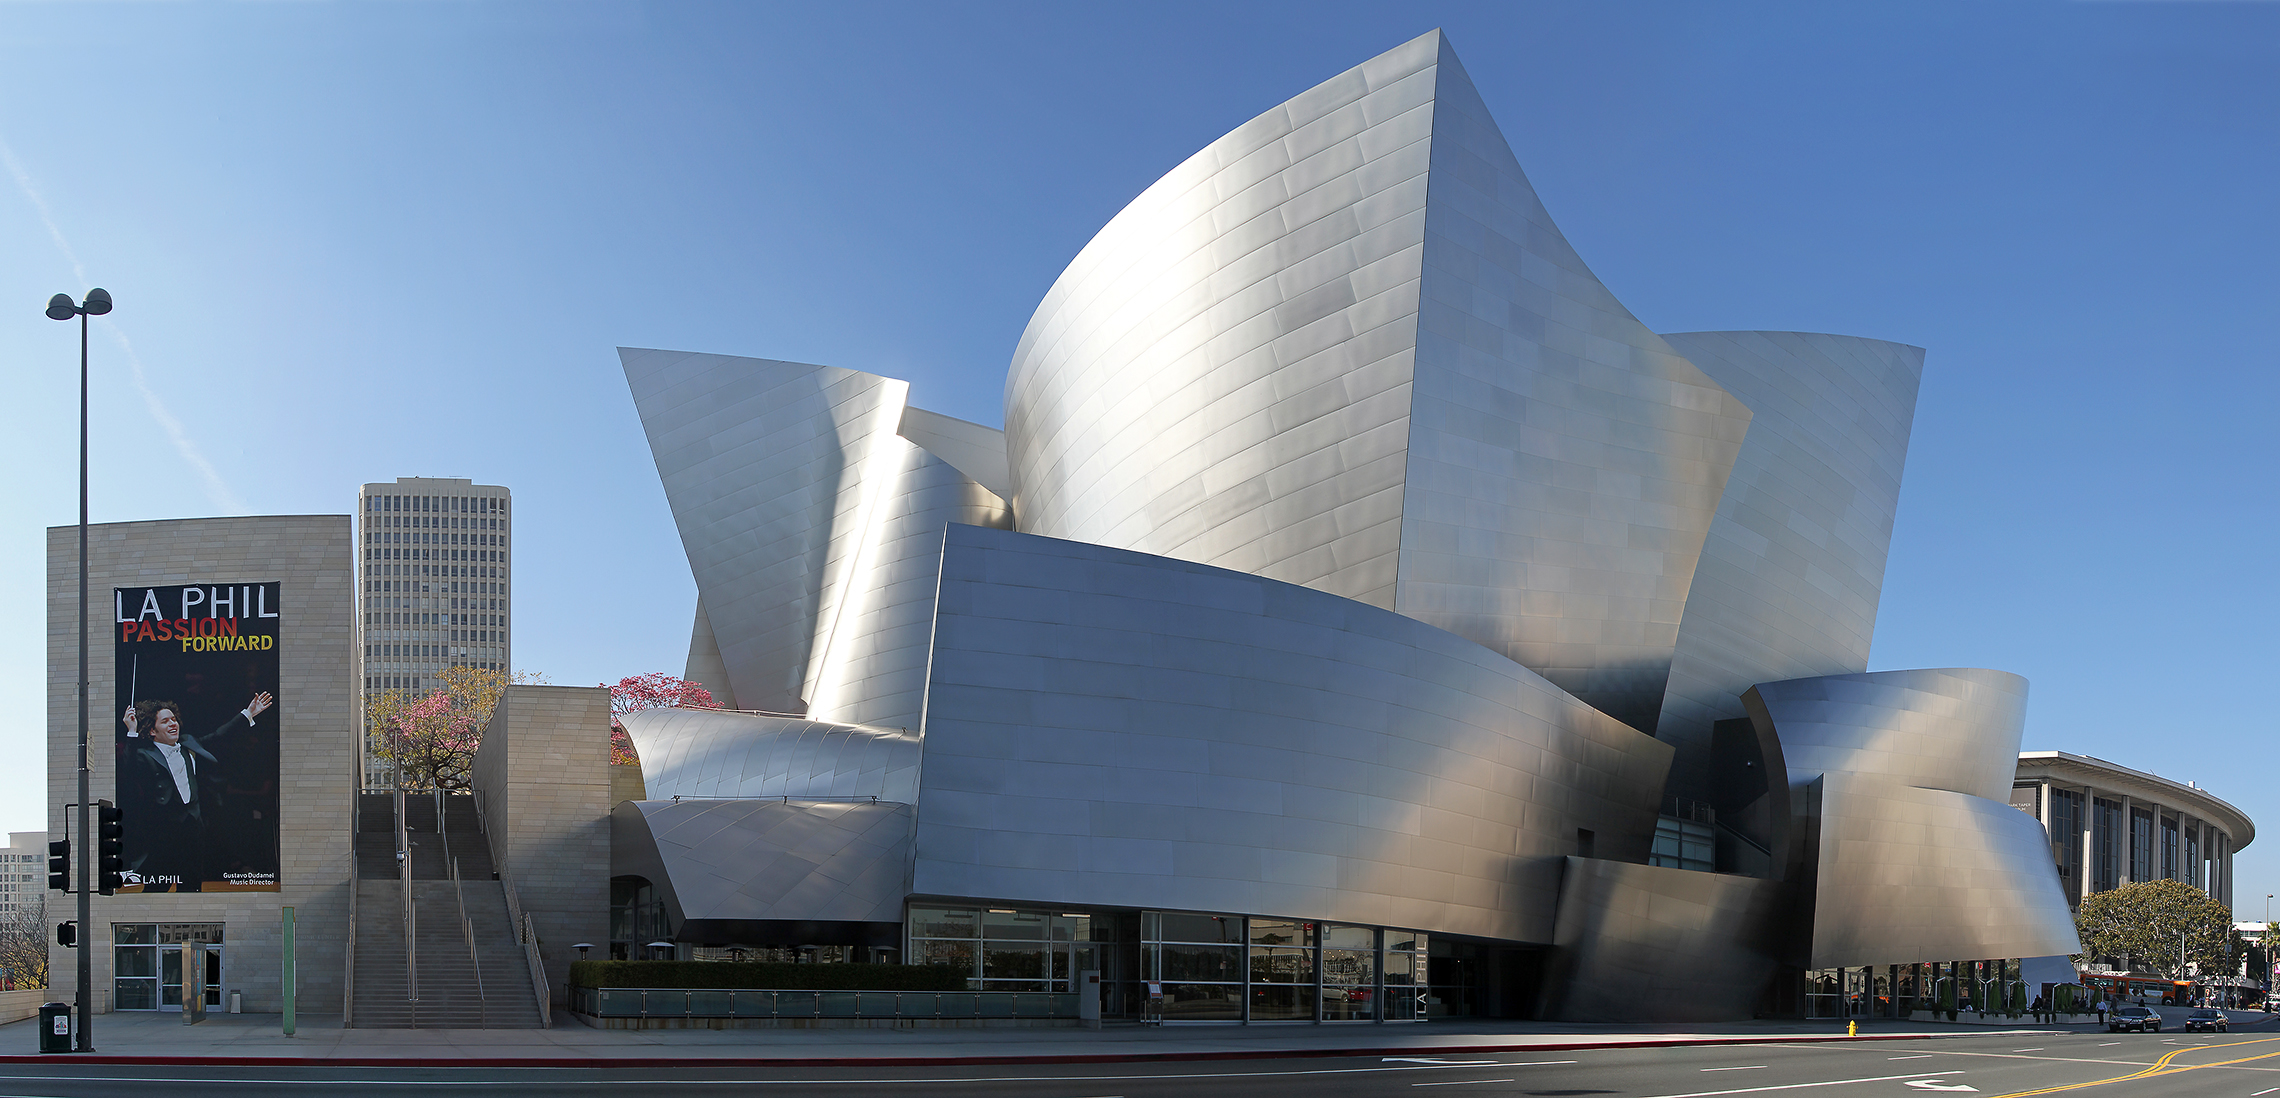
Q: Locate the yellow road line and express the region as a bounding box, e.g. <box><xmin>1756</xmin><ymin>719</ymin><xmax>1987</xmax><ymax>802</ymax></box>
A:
<box><xmin>1983</xmin><ymin>1036</ymin><xmax>2280</xmax><ymax>1097</ymax></box>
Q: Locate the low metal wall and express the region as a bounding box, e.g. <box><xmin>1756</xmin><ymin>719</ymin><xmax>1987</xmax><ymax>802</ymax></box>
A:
<box><xmin>572</xmin><ymin>987</ymin><xmax>1079</xmax><ymax>1028</ymax></box>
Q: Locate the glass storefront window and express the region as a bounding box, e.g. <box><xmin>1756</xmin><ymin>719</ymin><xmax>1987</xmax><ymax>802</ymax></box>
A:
<box><xmin>909</xmin><ymin>907</ymin><xmax>978</xmax><ymax>938</ymax></box>
<box><xmin>983</xmin><ymin>943</ymin><xmax>1048</xmax><ymax>983</ymax></box>
<box><xmin>1321</xmin><ymin>925</ymin><xmax>1377</xmax><ymax>1021</ymax></box>
<box><xmin>982</xmin><ymin>909</ymin><xmax>1050</xmax><ymax>940</ymax></box>
<box><xmin>1247</xmin><ymin>919</ymin><xmax>1313</xmax><ymax>947</ymax></box>
<box><xmin>1161</xmin><ymin>913</ymin><xmax>1242</xmax><ymax>943</ymax></box>
<box><xmin>1161</xmin><ymin>943</ymin><xmax>1242</xmax><ymax>982</ymax></box>
<box><xmin>1163</xmin><ymin>982</ymin><xmax>1243</xmax><ymax>1021</ymax></box>
<box><xmin>914</xmin><ymin>939</ymin><xmax>975</xmax><ymax>970</ymax></box>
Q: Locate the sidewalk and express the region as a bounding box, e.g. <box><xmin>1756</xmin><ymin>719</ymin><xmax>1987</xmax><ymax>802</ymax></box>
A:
<box><xmin>0</xmin><ymin>1009</ymin><xmax>2201</xmax><ymax>1067</ymax></box>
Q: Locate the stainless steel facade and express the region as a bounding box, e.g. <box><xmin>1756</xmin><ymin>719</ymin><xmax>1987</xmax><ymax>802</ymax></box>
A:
<box><xmin>1653</xmin><ymin>334</ymin><xmax>1924</xmax><ymax>793</ymax></box>
<box><xmin>1000</xmin><ymin>30</ymin><xmax>1753</xmax><ymax>733</ymax></box>
<box><xmin>603</xmin><ymin>30</ymin><xmax>2158</xmax><ymax>1022</ymax></box>
<box><xmin>914</xmin><ymin>523</ymin><xmax>1671</xmax><ymax>944</ymax></box>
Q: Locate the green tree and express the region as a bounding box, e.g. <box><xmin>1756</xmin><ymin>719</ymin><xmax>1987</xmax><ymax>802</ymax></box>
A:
<box><xmin>2075</xmin><ymin>878</ymin><xmax>2236</xmax><ymax>975</ymax></box>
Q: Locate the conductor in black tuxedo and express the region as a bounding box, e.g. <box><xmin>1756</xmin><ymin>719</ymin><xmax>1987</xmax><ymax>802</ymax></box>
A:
<box><xmin>120</xmin><ymin>692</ymin><xmax>273</xmax><ymax>892</ymax></box>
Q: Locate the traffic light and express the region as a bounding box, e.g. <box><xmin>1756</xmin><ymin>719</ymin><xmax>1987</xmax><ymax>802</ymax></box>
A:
<box><xmin>96</xmin><ymin>801</ymin><xmax>124</xmax><ymax>895</ymax></box>
<box><xmin>46</xmin><ymin>839</ymin><xmax>68</xmax><ymax>893</ymax></box>
<box><xmin>56</xmin><ymin>921</ymin><xmax>75</xmax><ymax>948</ymax></box>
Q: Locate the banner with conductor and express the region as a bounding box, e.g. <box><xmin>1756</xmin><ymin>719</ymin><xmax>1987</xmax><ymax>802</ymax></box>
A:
<box><xmin>113</xmin><ymin>583</ymin><xmax>283</xmax><ymax>892</ymax></box>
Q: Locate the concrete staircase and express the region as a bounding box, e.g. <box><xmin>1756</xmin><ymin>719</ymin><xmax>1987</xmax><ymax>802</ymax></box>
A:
<box><xmin>346</xmin><ymin>792</ymin><xmax>544</xmax><ymax>1028</ymax></box>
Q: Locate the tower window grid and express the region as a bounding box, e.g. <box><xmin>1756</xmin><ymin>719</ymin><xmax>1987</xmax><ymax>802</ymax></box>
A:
<box><xmin>353</xmin><ymin>478</ymin><xmax>513</xmax><ymax>791</ymax></box>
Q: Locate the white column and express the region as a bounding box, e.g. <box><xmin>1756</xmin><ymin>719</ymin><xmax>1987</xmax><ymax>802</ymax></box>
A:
<box><xmin>2080</xmin><ymin>787</ymin><xmax>2096</xmax><ymax>904</ymax></box>
<box><xmin>2119</xmin><ymin>795</ymin><xmax>2134</xmax><ymax>884</ymax></box>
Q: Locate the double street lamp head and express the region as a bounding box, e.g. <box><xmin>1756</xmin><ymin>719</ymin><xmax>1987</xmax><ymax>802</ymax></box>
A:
<box><xmin>46</xmin><ymin>288</ymin><xmax>112</xmax><ymax>320</ymax></box>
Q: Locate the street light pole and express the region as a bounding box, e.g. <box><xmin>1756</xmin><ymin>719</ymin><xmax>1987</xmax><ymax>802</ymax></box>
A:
<box><xmin>47</xmin><ymin>288</ymin><xmax>111</xmax><ymax>1052</ymax></box>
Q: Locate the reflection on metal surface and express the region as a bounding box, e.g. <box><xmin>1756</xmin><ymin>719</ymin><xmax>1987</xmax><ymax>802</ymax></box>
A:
<box><xmin>1538</xmin><ymin>857</ymin><xmax>1791</xmax><ymax>1022</ymax></box>
<box><xmin>608</xmin><ymin>29</ymin><xmax>2140</xmax><ymax>1024</ymax></box>
<box><xmin>612</xmin><ymin>798</ymin><xmax>911</xmax><ymax>931</ymax></box>
<box><xmin>620</xmin><ymin>707</ymin><xmax>919</xmax><ymax>804</ymax></box>
<box><xmin>1751</xmin><ymin>668</ymin><xmax>2029</xmax><ymax>802</ymax></box>
<box><xmin>917</xmin><ymin>523</ymin><xmax>1672</xmax><ymax>945</ymax></box>
<box><xmin>1806</xmin><ymin>774</ymin><xmax>2082</xmax><ymax>968</ymax></box>
<box><xmin>1749</xmin><ymin>668</ymin><xmax>2080</xmax><ymax>968</ymax></box>
<box><xmin>622</xmin><ymin>349</ymin><xmax>1009</xmax><ymax>726</ymax></box>
<box><xmin>1002</xmin><ymin>30</ymin><xmax>1752</xmax><ymax>733</ymax></box>
<box><xmin>1655</xmin><ymin>333</ymin><xmax>1924</xmax><ymax>790</ymax></box>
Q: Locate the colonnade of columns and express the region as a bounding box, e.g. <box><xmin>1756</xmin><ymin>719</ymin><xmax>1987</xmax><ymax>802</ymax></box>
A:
<box><xmin>2026</xmin><ymin>778</ymin><xmax>2231</xmax><ymax>907</ymax></box>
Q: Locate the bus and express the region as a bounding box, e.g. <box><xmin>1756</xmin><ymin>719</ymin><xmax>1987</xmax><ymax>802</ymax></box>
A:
<box><xmin>2082</xmin><ymin>972</ymin><xmax>2195</xmax><ymax>1007</ymax></box>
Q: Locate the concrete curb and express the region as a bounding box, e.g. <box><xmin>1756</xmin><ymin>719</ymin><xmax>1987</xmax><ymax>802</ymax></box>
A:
<box><xmin>0</xmin><ymin>1028</ymin><xmax>2060</xmax><ymax>1069</ymax></box>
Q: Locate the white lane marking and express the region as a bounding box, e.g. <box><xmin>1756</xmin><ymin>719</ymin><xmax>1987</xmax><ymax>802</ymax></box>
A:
<box><xmin>1383</xmin><ymin>1058</ymin><xmax>1503</xmax><ymax>1066</ymax></box>
<box><xmin>1701</xmin><ymin>1066</ymin><xmax>1768</xmax><ymax>1071</ymax></box>
<box><xmin>2010</xmin><ymin>1047</ymin><xmax>2043</xmax><ymax>1051</ymax></box>
<box><xmin>2098</xmin><ymin>1041</ymin><xmax>2122</xmax><ymax>1045</ymax></box>
<box><xmin>2253</xmin><ymin>1088</ymin><xmax>2279</xmax><ymax>1095</ymax></box>
<box><xmin>0</xmin><ymin>1063</ymin><xmax>1559</xmax><ymax>1088</ymax></box>
<box><xmin>1634</xmin><ymin>1068</ymin><xmax>1965</xmax><ymax>1098</ymax></box>
<box><xmin>1413</xmin><ymin>1081</ymin><xmax>1514</xmax><ymax>1087</ymax></box>
<box><xmin>1889</xmin><ymin>1055</ymin><xmax>1935</xmax><ymax>1060</ymax></box>
<box><xmin>1902</xmin><ymin>1082</ymin><xmax>1976</xmax><ymax>1093</ymax></box>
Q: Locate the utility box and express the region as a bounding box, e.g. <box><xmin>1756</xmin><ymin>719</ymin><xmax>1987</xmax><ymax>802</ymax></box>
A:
<box><xmin>1079</xmin><ymin>970</ymin><xmax>1101</xmax><ymax>1029</ymax></box>
<box><xmin>37</xmin><ymin>1004</ymin><xmax>71</xmax><ymax>1053</ymax></box>
<box><xmin>228</xmin><ymin>989</ymin><xmax>243</xmax><ymax>1014</ymax></box>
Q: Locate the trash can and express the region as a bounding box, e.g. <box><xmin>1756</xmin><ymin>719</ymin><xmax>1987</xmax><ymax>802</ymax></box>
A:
<box><xmin>37</xmin><ymin>1003</ymin><xmax>71</xmax><ymax>1054</ymax></box>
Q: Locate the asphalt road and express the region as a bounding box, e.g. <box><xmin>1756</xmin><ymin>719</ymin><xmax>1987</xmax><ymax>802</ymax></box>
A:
<box><xmin>6</xmin><ymin>1028</ymin><xmax>2280</xmax><ymax>1098</ymax></box>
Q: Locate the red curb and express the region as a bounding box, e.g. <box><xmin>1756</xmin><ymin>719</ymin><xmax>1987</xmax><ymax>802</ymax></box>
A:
<box><xmin>0</xmin><ymin>1028</ymin><xmax>2050</xmax><ymax>1069</ymax></box>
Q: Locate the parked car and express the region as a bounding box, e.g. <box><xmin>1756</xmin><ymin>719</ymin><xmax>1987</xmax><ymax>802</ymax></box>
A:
<box><xmin>2110</xmin><ymin>1005</ymin><xmax>2162</xmax><ymax>1033</ymax></box>
<box><xmin>2184</xmin><ymin>1008</ymin><xmax>2229</xmax><ymax>1033</ymax></box>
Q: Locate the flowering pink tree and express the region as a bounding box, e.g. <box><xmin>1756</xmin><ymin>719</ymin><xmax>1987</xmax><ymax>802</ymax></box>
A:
<box><xmin>370</xmin><ymin>688</ymin><xmax>483</xmax><ymax>790</ymax></box>
<box><xmin>605</xmin><ymin>672</ymin><xmax>716</xmax><ymax>765</ymax></box>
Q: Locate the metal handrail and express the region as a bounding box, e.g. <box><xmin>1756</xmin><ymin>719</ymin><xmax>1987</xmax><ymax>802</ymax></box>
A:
<box><xmin>397</xmin><ymin>788</ymin><xmax>416</xmax><ymax>1005</ymax></box>
<box><xmin>451</xmin><ymin>855</ymin><xmax>485</xmax><ymax>1023</ymax></box>
<box><xmin>497</xmin><ymin>861</ymin><xmax>550</xmax><ymax>1027</ymax></box>
<box><xmin>344</xmin><ymin>852</ymin><xmax>359</xmax><ymax>1027</ymax></box>
<box><xmin>523</xmin><ymin>912</ymin><xmax>551</xmax><ymax>1028</ymax></box>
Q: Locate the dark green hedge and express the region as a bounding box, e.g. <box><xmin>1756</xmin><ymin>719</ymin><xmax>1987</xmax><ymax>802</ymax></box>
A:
<box><xmin>568</xmin><ymin>960</ymin><xmax>967</xmax><ymax>991</ymax></box>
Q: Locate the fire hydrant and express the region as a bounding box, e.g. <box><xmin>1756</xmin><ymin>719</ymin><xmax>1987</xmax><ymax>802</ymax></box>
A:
<box><xmin>1847</xmin><ymin>1020</ymin><xmax>1858</xmax><ymax>1038</ymax></box>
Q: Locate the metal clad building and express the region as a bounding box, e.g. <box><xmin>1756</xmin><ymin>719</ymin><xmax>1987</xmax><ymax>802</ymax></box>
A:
<box><xmin>599</xmin><ymin>30</ymin><xmax>2184</xmax><ymax>1023</ymax></box>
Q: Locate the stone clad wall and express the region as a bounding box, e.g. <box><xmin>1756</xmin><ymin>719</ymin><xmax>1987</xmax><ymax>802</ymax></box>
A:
<box><xmin>471</xmin><ymin>685</ymin><xmax>610</xmax><ymax>1005</ymax></box>
<box><xmin>46</xmin><ymin>516</ymin><xmax>354</xmax><ymax>1015</ymax></box>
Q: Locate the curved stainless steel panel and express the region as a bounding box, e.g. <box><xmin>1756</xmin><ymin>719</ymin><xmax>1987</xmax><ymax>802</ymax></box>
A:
<box><xmin>1002</xmin><ymin>32</ymin><xmax>1751</xmax><ymax>732</ymax></box>
<box><xmin>1808</xmin><ymin>773</ymin><xmax>2082</xmax><ymax>967</ymax></box>
<box><xmin>622</xmin><ymin>348</ymin><xmax>1009</xmax><ymax>725</ymax></box>
<box><xmin>1749</xmin><ymin>668</ymin><xmax>2028</xmax><ymax>802</ymax></box>
<box><xmin>1390</xmin><ymin>40</ymin><xmax>1751</xmax><ymax>734</ymax></box>
<box><xmin>914</xmin><ymin>523</ymin><xmax>1673</xmax><ymax>944</ymax></box>
<box><xmin>683</xmin><ymin>598</ymin><xmax>739</xmax><ymax>711</ymax></box>
<box><xmin>612</xmin><ymin>798</ymin><xmax>912</xmax><ymax>928</ymax></box>
<box><xmin>1003</xmin><ymin>32</ymin><xmax>1438</xmax><ymax>612</ymax></box>
<box><xmin>1654</xmin><ymin>333</ymin><xmax>1924</xmax><ymax>788</ymax></box>
<box><xmin>804</xmin><ymin>441</ymin><xmax>1011</xmax><ymax>730</ymax></box>
<box><xmin>621</xmin><ymin>707</ymin><xmax>921</xmax><ymax>804</ymax></box>
<box><xmin>1537</xmin><ymin>857</ymin><xmax>1791</xmax><ymax>1023</ymax></box>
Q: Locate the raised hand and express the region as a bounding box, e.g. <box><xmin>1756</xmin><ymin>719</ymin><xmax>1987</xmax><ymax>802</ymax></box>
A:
<box><xmin>247</xmin><ymin>691</ymin><xmax>274</xmax><ymax>719</ymax></box>
<box><xmin>122</xmin><ymin>705</ymin><xmax>138</xmax><ymax>732</ymax></box>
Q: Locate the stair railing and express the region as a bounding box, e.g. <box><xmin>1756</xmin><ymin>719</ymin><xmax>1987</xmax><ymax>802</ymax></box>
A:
<box><xmin>451</xmin><ymin>854</ymin><xmax>486</xmax><ymax>1024</ymax></box>
<box><xmin>397</xmin><ymin>787</ymin><xmax>417</xmax><ymax>1008</ymax></box>
<box><xmin>522</xmin><ymin>911</ymin><xmax>551</xmax><ymax>1028</ymax></box>
<box><xmin>345</xmin><ymin>849</ymin><xmax>359</xmax><ymax>1027</ymax></box>
<box><xmin>497</xmin><ymin>861</ymin><xmax>551</xmax><ymax>1027</ymax></box>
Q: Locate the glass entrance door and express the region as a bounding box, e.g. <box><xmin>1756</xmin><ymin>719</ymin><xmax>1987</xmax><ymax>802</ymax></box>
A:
<box><xmin>158</xmin><ymin>944</ymin><xmax>222</xmax><ymax>1011</ymax></box>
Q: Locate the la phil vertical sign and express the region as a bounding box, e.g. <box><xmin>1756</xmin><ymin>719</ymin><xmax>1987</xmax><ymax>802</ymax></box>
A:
<box><xmin>113</xmin><ymin>583</ymin><xmax>283</xmax><ymax>892</ymax></box>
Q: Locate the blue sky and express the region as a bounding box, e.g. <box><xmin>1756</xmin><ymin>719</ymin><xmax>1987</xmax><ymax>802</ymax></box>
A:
<box><xmin>3</xmin><ymin>2</ymin><xmax>2275</xmax><ymax>912</ymax></box>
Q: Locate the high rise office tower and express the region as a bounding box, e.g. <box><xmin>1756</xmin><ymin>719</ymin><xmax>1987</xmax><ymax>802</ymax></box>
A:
<box><xmin>0</xmin><ymin>832</ymin><xmax>41</xmax><ymax>922</ymax></box>
<box><xmin>355</xmin><ymin>476</ymin><xmax>513</xmax><ymax>788</ymax></box>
